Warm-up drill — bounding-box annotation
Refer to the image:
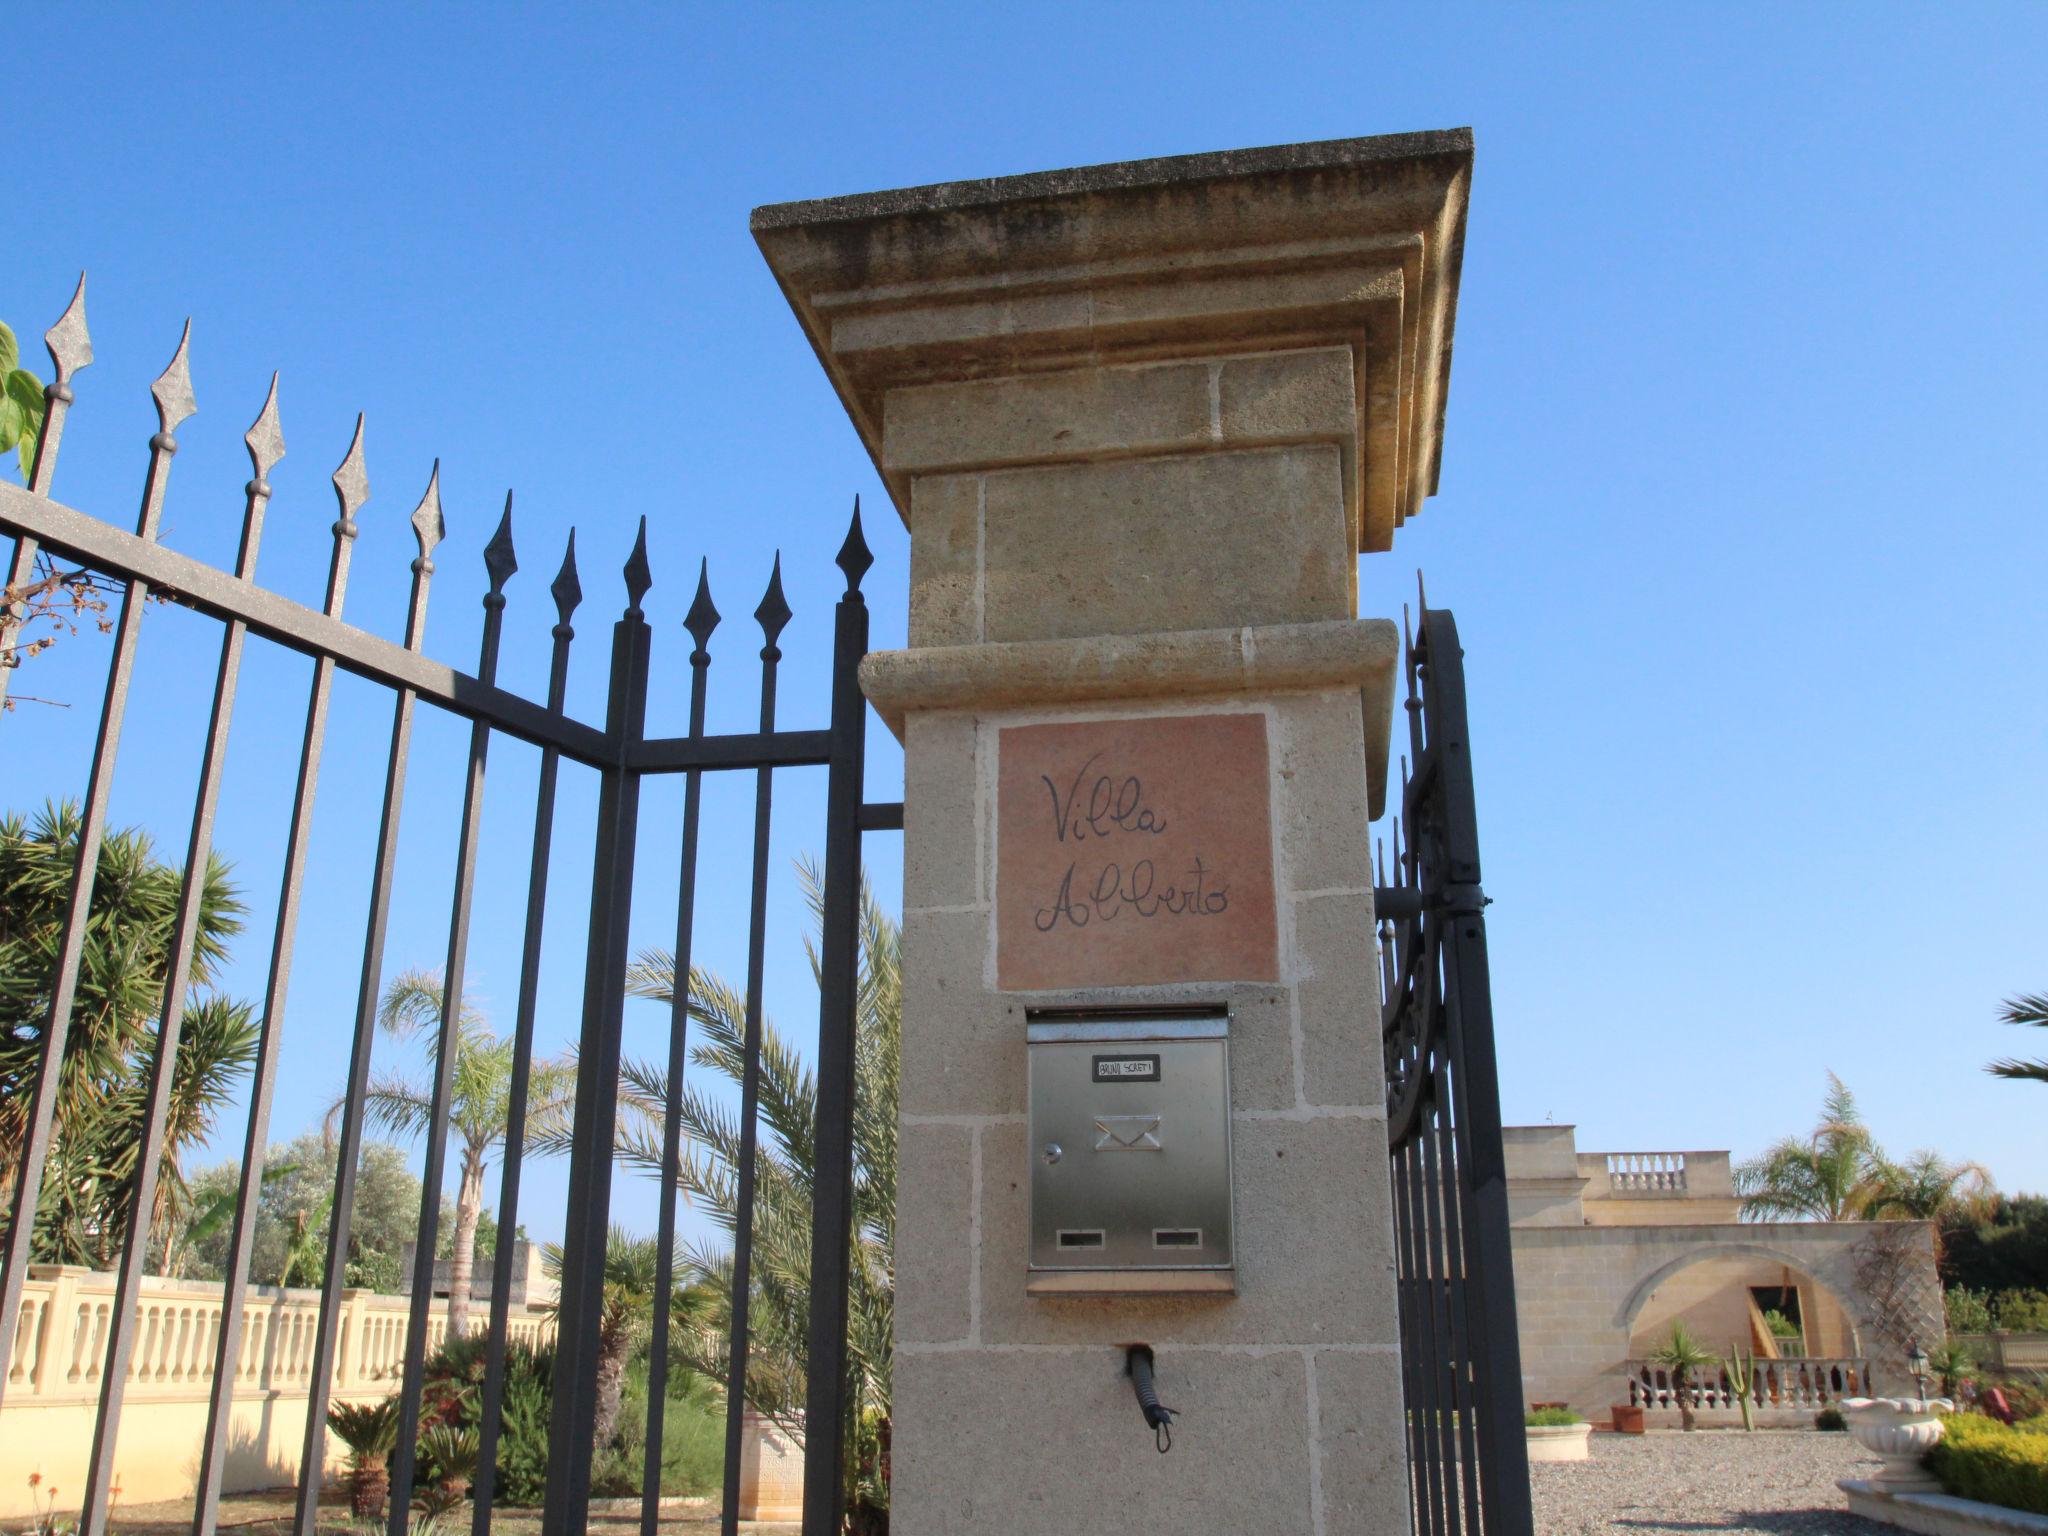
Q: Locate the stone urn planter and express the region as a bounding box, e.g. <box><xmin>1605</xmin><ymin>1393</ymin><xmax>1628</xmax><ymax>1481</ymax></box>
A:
<box><xmin>1839</xmin><ymin>1396</ymin><xmax>1953</xmax><ymax>1492</ymax></box>
<box><xmin>1525</xmin><ymin>1423</ymin><xmax>1594</xmax><ymax>1463</ymax></box>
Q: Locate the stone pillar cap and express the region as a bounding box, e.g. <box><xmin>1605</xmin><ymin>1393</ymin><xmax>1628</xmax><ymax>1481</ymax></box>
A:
<box><xmin>753</xmin><ymin>129</ymin><xmax>1472</xmax><ymax>552</ymax></box>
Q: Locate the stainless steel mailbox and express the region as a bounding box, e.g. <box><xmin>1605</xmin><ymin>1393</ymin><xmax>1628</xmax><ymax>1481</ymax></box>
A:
<box><xmin>1026</xmin><ymin>1010</ymin><xmax>1235</xmax><ymax>1294</ymax></box>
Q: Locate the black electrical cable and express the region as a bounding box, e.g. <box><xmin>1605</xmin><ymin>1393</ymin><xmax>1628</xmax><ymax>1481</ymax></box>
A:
<box><xmin>1126</xmin><ymin>1345</ymin><xmax>1176</xmax><ymax>1452</ymax></box>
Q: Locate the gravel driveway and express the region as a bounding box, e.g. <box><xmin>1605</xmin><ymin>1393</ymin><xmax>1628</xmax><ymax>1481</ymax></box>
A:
<box><xmin>1529</xmin><ymin>1430</ymin><xmax>1891</xmax><ymax>1534</ymax></box>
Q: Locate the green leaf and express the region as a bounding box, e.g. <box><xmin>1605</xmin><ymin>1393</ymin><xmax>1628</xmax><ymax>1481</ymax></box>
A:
<box><xmin>0</xmin><ymin>321</ymin><xmax>17</xmax><ymax>375</ymax></box>
<box><xmin>5</xmin><ymin>369</ymin><xmax>45</xmax><ymax>480</ymax></box>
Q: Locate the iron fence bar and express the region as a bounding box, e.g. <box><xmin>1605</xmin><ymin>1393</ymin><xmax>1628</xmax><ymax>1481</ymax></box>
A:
<box><xmin>627</xmin><ymin>727</ymin><xmax>830</xmax><ymax>773</ymax></box>
<box><xmin>1403</xmin><ymin>1125</ymin><xmax>1449</xmax><ymax>1536</ymax></box>
<box><xmin>1391</xmin><ymin>1140</ymin><xmax>1428</xmax><ymax>1534</ymax></box>
<box><xmin>1428</xmin><ymin>1045</ymin><xmax>1479</xmax><ymax>1536</ymax></box>
<box><xmin>544</xmin><ymin>524</ymin><xmax>653</xmax><ymax>1536</ymax></box>
<box><xmin>0</xmin><ymin>482</ymin><xmax>612</xmax><ymax>766</ymax></box>
<box><xmin>641</xmin><ymin>560</ymin><xmax>719</xmax><ymax>1536</ymax></box>
<box><xmin>801</xmin><ymin>506</ymin><xmax>874</xmax><ymax>1535</ymax></box>
<box><xmin>81</xmin><ymin>343</ymin><xmax>253</xmax><ymax>1536</ymax></box>
<box><xmin>386</xmin><ymin>497</ymin><xmax>516</xmax><ymax>1531</ymax></box>
<box><xmin>1416</xmin><ymin>1063</ymin><xmax>1464</xmax><ymax>1536</ymax></box>
<box><xmin>293</xmin><ymin>464</ymin><xmax>444</xmax><ymax>1536</ymax></box>
<box><xmin>0</xmin><ymin>327</ymin><xmax>185</xmax><ymax>1398</ymax></box>
<box><xmin>195</xmin><ymin>405</ymin><xmax>360</xmax><ymax>1536</ymax></box>
<box><xmin>720</xmin><ymin>555</ymin><xmax>791</xmax><ymax>1536</ymax></box>
<box><xmin>857</xmin><ymin>800</ymin><xmax>903</xmax><ymax>832</ymax></box>
<box><xmin>473</xmin><ymin>530</ymin><xmax>582</xmax><ymax>1536</ymax></box>
<box><xmin>0</xmin><ymin>275</ymin><xmax>90</xmax><ymax>712</ymax></box>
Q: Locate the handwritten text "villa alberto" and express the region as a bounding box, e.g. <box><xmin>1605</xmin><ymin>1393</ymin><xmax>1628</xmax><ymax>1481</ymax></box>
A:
<box><xmin>1031</xmin><ymin>752</ymin><xmax>1231</xmax><ymax>933</ymax></box>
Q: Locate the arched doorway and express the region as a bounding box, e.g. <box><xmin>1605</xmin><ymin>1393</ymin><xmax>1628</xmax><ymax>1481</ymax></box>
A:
<box><xmin>1620</xmin><ymin>1245</ymin><xmax>1869</xmax><ymax>1418</ymax></box>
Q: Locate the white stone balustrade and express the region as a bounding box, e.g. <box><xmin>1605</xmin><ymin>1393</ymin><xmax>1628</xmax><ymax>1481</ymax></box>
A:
<box><xmin>1626</xmin><ymin>1355</ymin><xmax>1872</xmax><ymax>1413</ymax></box>
<box><xmin>0</xmin><ymin>1264</ymin><xmax>552</xmax><ymax>1516</ymax></box>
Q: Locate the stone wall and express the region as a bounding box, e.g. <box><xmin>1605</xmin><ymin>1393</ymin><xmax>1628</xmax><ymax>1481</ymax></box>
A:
<box><xmin>1509</xmin><ymin>1220</ymin><xmax>1944</xmax><ymax>1413</ymax></box>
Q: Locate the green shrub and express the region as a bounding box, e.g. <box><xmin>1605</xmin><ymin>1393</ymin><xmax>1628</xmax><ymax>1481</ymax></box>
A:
<box><xmin>1761</xmin><ymin>1309</ymin><xmax>1802</xmax><ymax>1340</ymax></box>
<box><xmin>590</xmin><ymin>1361</ymin><xmax>725</xmax><ymax>1499</ymax></box>
<box><xmin>1927</xmin><ymin>1414</ymin><xmax>2048</xmax><ymax>1515</ymax></box>
<box><xmin>1992</xmin><ymin>1289</ymin><xmax>2048</xmax><ymax>1332</ymax></box>
<box><xmin>483</xmin><ymin>1341</ymin><xmax>555</xmax><ymax>1509</ymax></box>
<box><xmin>1524</xmin><ymin>1407</ymin><xmax>1582</xmax><ymax>1427</ymax></box>
<box><xmin>1814</xmin><ymin>1407</ymin><xmax>1847</xmax><ymax>1431</ymax></box>
<box><xmin>1948</xmin><ymin>1287</ymin><xmax>1995</xmax><ymax>1335</ymax></box>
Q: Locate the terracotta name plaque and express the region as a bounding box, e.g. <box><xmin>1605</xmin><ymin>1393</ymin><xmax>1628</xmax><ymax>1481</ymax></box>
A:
<box><xmin>996</xmin><ymin>713</ymin><xmax>1279</xmax><ymax>989</ymax></box>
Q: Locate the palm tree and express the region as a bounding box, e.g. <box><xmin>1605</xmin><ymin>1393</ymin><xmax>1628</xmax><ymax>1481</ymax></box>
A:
<box><xmin>1734</xmin><ymin>1073</ymin><xmax>1883</xmax><ymax>1222</ymax></box>
<box><xmin>335</xmin><ymin>969</ymin><xmax>574</xmax><ymax>1336</ymax></box>
<box><xmin>562</xmin><ymin>860</ymin><xmax>896</xmax><ymax>1520</ymax></box>
<box><xmin>328</xmin><ymin>1395</ymin><xmax>402</xmax><ymax>1517</ymax></box>
<box><xmin>540</xmin><ymin>1226</ymin><xmax>675</xmax><ymax>1452</ymax></box>
<box><xmin>1988</xmin><ymin>992</ymin><xmax>2048</xmax><ymax>1084</ymax></box>
<box><xmin>1650</xmin><ymin>1321</ymin><xmax>1718</xmax><ymax>1431</ymax></box>
<box><xmin>1865</xmin><ymin>1149</ymin><xmax>1996</xmax><ymax>1237</ymax></box>
<box><xmin>0</xmin><ymin>802</ymin><xmax>253</xmax><ymax>1264</ymax></box>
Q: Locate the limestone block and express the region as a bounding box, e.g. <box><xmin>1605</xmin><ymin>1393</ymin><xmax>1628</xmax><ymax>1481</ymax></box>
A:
<box><xmin>894</xmin><ymin>1121</ymin><xmax>976</xmax><ymax>1345</ymax></box>
<box><xmin>892</xmin><ymin>1347</ymin><xmax>1312</xmax><ymax>1535</ymax></box>
<box><xmin>976</xmin><ymin>1116</ymin><xmax>1399</xmax><ymax>1347</ymax></box>
<box><xmin>1274</xmin><ymin>689</ymin><xmax>1374</xmax><ymax>895</ymax></box>
<box><xmin>1219</xmin><ymin>348</ymin><xmax>1358</xmax><ymax>442</ymax></box>
<box><xmin>1295</xmin><ymin>890</ymin><xmax>1384</xmax><ymax>1110</ymax></box>
<box><xmin>907</xmin><ymin>474</ymin><xmax>979</xmax><ymax>647</ymax></box>
<box><xmin>899</xmin><ymin>907</ymin><xmax>1016</xmax><ymax>1118</ymax></box>
<box><xmin>1313</xmin><ymin>1349</ymin><xmax>1415</xmax><ymax>1536</ymax></box>
<box><xmin>1221</xmin><ymin>985</ymin><xmax>1297</xmax><ymax>1113</ymax></box>
<box><xmin>883</xmin><ymin>361</ymin><xmax>1214</xmax><ymax>475</ymax></box>
<box><xmin>980</xmin><ymin>446</ymin><xmax>1351</xmax><ymax>644</ymax></box>
<box><xmin>903</xmin><ymin>711</ymin><xmax>979</xmax><ymax>910</ymax></box>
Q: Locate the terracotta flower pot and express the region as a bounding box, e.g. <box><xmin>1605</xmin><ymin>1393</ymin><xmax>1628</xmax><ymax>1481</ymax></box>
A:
<box><xmin>1610</xmin><ymin>1404</ymin><xmax>1645</xmax><ymax>1435</ymax></box>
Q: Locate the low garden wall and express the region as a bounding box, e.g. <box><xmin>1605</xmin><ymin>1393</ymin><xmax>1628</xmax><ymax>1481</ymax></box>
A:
<box><xmin>0</xmin><ymin>1264</ymin><xmax>550</xmax><ymax>1517</ymax></box>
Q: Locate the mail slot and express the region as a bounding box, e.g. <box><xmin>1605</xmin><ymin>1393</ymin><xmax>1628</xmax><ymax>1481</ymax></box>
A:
<box><xmin>1026</xmin><ymin>1010</ymin><xmax>1235</xmax><ymax>1294</ymax></box>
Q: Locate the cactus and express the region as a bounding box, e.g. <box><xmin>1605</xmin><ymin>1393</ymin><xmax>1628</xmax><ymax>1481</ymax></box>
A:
<box><xmin>1722</xmin><ymin>1343</ymin><xmax>1757</xmax><ymax>1432</ymax></box>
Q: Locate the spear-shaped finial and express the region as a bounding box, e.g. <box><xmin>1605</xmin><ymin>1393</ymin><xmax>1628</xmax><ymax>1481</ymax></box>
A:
<box><xmin>244</xmin><ymin>373</ymin><xmax>285</xmax><ymax>484</ymax></box>
<box><xmin>835</xmin><ymin>496</ymin><xmax>873</xmax><ymax>593</ymax></box>
<box><xmin>683</xmin><ymin>557</ymin><xmax>720</xmax><ymax>660</ymax></box>
<box><xmin>1376</xmin><ymin>838</ymin><xmax>1387</xmax><ymax>888</ymax></box>
<box><xmin>622</xmin><ymin>516</ymin><xmax>652</xmax><ymax>615</ymax></box>
<box><xmin>410</xmin><ymin>461</ymin><xmax>444</xmax><ymax>568</ymax></box>
<box><xmin>44</xmin><ymin>273</ymin><xmax>93</xmax><ymax>386</ymax></box>
<box><xmin>483</xmin><ymin>492</ymin><xmax>518</xmax><ymax>596</ymax></box>
<box><xmin>550</xmin><ymin>528</ymin><xmax>582</xmax><ymax>632</ymax></box>
<box><xmin>1415</xmin><ymin>568</ymin><xmax>1428</xmax><ymax>617</ymax></box>
<box><xmin>332</xmin><ymin>415</ymin><xmax>369</xmax><ymax>535</ymax></box>
<box><xmin>755</xmin><ymin>552</ymin><xmax>792</xmax><ymax>655</ymax></box>
<box><xmin>150</xmin><ymin>320</ymin><xmax>197</xmax><ymax>439</ymax></box>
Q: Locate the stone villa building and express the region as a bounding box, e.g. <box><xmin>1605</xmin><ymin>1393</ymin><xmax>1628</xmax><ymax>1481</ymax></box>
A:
<box><xmin>1504</xmin><ymin>1124</ymin><xmax>1944</xmax><ymax>1424</ymax></box>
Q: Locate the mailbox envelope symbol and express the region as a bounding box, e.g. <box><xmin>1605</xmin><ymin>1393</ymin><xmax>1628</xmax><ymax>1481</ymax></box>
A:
<box><xmin>1093</xmin><ymin>1114</ymin><xmax>1162</xmax><ymax>1152</ymax></box>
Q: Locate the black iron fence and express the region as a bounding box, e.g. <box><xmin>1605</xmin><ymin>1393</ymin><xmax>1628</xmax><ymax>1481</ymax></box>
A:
<box><xmin>0</xmin><ymin>279</ymin><xmax>895</xmax><ymax>1536</ymax></box>
<box><xmin>1376</xmin><ymin>594</ymin><xmax>1533</xmax><ymax>1536</ymax></box>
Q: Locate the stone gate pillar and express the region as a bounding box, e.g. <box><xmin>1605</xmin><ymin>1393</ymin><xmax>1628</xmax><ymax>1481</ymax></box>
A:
<box><xmin>756</xmin><ymin>131</ymin><xmax>1472</xmax><ymax>1535</ymax></box>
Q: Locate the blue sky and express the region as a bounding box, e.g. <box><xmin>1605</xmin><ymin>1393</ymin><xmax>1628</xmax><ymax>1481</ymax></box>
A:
<box><xmin>8</xmin><ymin>3</ymin><xmax>2045</xmax><ymax>1255</ymax></box>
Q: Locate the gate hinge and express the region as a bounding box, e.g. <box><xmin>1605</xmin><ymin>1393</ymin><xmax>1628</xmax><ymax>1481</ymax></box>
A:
<box><xmin>1441</xmin><ymin>883</ymin><xmax>1489</xmax><ymax>916</ymax></box>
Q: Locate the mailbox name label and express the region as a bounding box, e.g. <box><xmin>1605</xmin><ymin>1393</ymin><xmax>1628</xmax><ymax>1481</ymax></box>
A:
<box><xmin>1093</xmin><ymin>1054</ymin><xmax>1161</xmax><ymax>1083</ymax></box>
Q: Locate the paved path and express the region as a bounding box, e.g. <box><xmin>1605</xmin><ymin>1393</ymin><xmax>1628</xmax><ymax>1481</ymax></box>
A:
<box><xmin>1530</xmin><ymin>1429</ymin><xmax>1890</xmax><ymax>1534</ymax></box>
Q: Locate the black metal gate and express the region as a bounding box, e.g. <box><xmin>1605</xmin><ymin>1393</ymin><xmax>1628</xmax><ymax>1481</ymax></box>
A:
<box><xmin>0</xmin><ymin>283</ymin><xmax>894</xmax><ymax>1536</ymax></box>
<box><xmin>1375</xmin><ymin>596</ymin><xmax>1533</xmax><ymax>1536</ymax></box>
